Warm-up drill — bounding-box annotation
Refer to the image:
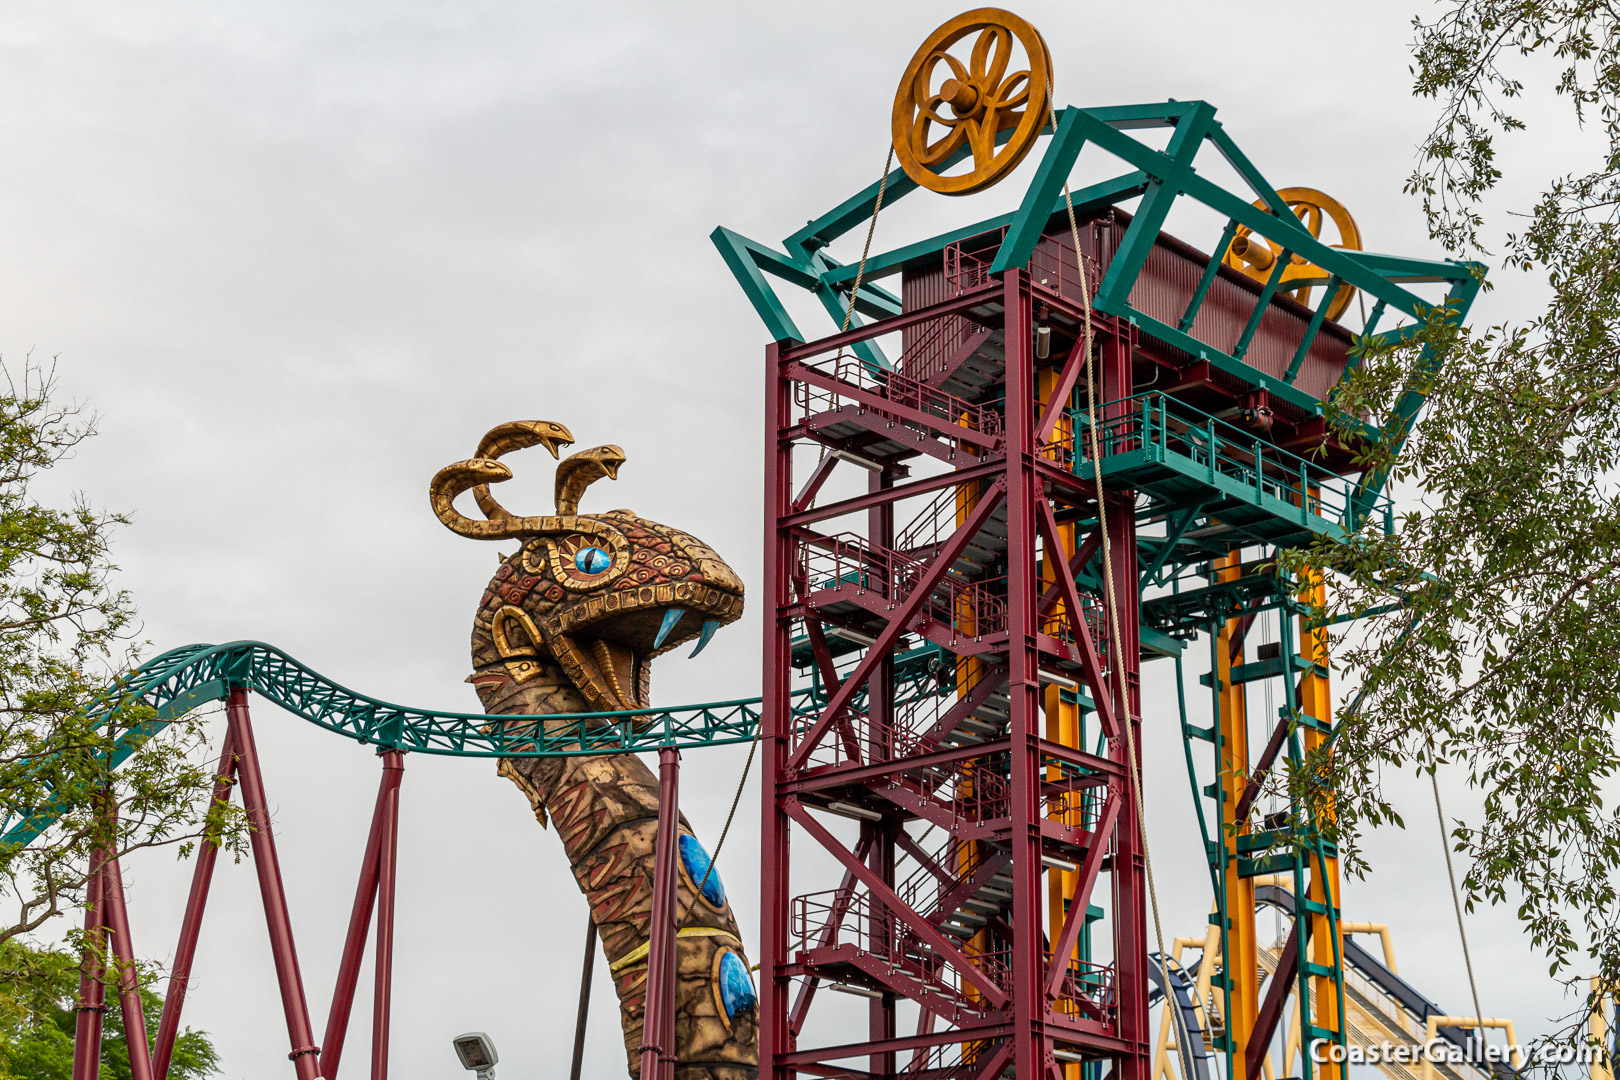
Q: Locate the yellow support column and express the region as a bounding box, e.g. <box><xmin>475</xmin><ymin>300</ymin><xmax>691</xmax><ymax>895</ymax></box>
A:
<box><xmin>1215</xmin><ymin>551</ymin><xmax>1259</xmax><ymax>1077</ymax></box>
<box><xmin>1298</xmin><ymin>567</ymin><xmax>1342</xmax><ymax>1080</ymax></box>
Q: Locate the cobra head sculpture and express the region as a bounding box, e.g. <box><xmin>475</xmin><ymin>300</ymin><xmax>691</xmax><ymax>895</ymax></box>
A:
<box><xmin>431</xmin><ymin>422</ymin><xmax>757</xmax><ymax>1080</ymax></box>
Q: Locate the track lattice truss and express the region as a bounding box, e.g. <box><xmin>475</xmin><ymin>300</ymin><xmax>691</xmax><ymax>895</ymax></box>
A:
<box><xmin>1</xmin><ymin>640</ymin><xmax>770</xmax><ymax>850</ymax></box>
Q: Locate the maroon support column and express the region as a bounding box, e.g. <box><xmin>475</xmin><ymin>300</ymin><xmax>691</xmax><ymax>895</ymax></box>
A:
<box><xmin>1102</xmin><ymin>330</ymin><xmax>1150</xmax><ymax>1080</ymax></box>
<box><xmin>867</xmin><ymin>465</ymin><xmax>898</xmax><ymax>1080</ymax></box>
<box><xmin>153</xmin><ymin>726</ymin><xmax>239</xmax><ymax>1080</ymax></box>
<box><xmin>371</xmin><ymin>750</ymin><xmax>405</xmax><ymax>1080</ymax></box>
<box><xmin>71</xmin><ymin>851</ymin><xmax>108</xmax><ymax>1080</ymax></box>
<box><xmin>760</xmin><ymin>338</ymin><xmax>795</xmax><ymax>1080</ymax></box>
<box><xmin>226</xmin><ymin>689</ymin><xmax>323</xmax><ymax>1080</ymax></box>
<box><xmin>320</xmin><ymin>750</ymin><xmax>404</xmax><ymax>1078</ymax></box>
<box><xmin>101</xmin><ymin>848</ymin><xmax>156</xmax><ymax>1080</ymax></box>
<box><xmin>641</xmin><ymin>747</ymin><xmax>681</xmax><ymax>1080</ymax></box>
<box><xmin>1002</xmin><ymin>268</ymin><xmax>1046</xmax><ymax>1079</ymax></box>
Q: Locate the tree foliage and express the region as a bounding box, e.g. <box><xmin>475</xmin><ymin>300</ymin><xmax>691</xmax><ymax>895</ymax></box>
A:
<box><xmin>1283</xmin><ymin>0</ymin><xmax>1620</xmax><ymax>1018</ymax></box>
<box><xmin>0</xmin><ymin>362</ymin><xmax>243</xmax><ymax>1001</ymax></box>
<box><xmin>0</xmin><ymin>937</ymin><xmax>219</xmax><ymax>1079</ymax></box>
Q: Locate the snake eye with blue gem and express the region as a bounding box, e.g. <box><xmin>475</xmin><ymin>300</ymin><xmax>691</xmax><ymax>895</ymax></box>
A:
<box><xmin>717</xmin><ymin>951</ymin><xmax>758</xmax><ymax>1019</ymax></box>
<box><xmin>679</xmin><ymin>833</ymin><xmax>726</xmax><ymax>907</ymax></box>
<box><xmin>574</xmin><ymin>546</ymin><xmax>611</xmax><ymax>575</ymax></box>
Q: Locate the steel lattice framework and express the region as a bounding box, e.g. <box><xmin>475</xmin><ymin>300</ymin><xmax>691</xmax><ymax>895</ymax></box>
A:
<box><xmin>719</xmin><ymin>95</ymin><xmax>1483</xmax><ymax>1080</ymax></box>
<box><xmin>0</xmin><ymin>640</ymin><xmax>775</xmax><ymax>851</ymax></box>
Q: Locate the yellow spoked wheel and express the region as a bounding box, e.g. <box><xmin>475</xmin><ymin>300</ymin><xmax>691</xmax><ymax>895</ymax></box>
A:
<box><xmin>891</xmin><ymin>8</ymin><xmax>1052</xmax><ymax>196</ymax></box>
<box><xmin>1223</xmin><ymin>187</ymin><xmax>1363</xmax><ymax>322</ymax></box>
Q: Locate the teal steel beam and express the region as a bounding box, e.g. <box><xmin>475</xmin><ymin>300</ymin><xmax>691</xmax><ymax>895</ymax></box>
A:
<box><xmin>1141</xmin><ymin>502</ymin><xmax>1208</xmax><ymax>587</ymax></box>
<box><xmin>1082</xmin><ymin>100</ymin><xmax>1200</xmax><ymax>129</ymax></box>
<box><xmin>1285</xmin><ymin>277</ymin><xmax>1340</xmax><ymax>383</ymax></box>
<box><xmin>783</xmin><ymin>127</ymin><xmax>1020</xmax><ymax>259</ymax></box>
<box><xmin>717</xmin><ymin>95</ymin><xmax>1485</xmax><ymax>439</ymax></box>
<box><xmin>808</xmin><ymin>251</ymin><xmax>893</xmax><ymax>371</ymax></box>
<box><xmin>1054</xmin><ymin>108</ymin><xmax>1429</xmax><ymax>318</ymax></box>
<box><xmin>1180</xmin><ymin>219</ymin><xmax>1239</xmax><ymax>332</ymax></box>
<box><xmin>2</xmin><ymin>641</ymin><xmax>779</xmax><ymax>850</ymax></box>
<box><xmin>1349</xmin><ymin>266</ymin><xmax>1484</xmax><ymax>522</ymax></box>
<box><xmin>812</xmin><ymin>251</ymin><xmax>903</xmax><ymax>310</ymax></box>
<box><xmin>1342</xmin><ymin>251</ymin><xmax>1475</xmax><ymax>283</ymax></box>
<box><xmin>785</xmin><ymin>161</ymin><xmax>921</xmax><ymax>259</ymax></box>
<box><xmin>1232</xmin><ymin>249</ymin><xmax>1294</xmax><ymax>360</ymax></box>
<box><xmin>1090</xmin><ymin>103</ymin><xmax>1218</xmax><ymax>314</ymax></box>
<box><xmin>821</xmin><ymin>170</ymin><xmax>1150</xmax><ymax>287</ymax></box>
<box><xmin>1125</xmin><ymin>311</ymin><xmax>1325</xmax><ymax>413</ymax></box>
<box><xmin>1206</xmin><ymin>121</ymin><xmax>1296</xmax><ymax>220</ymax></box>
<box><xmin>990</xmin><ymin>107</ymin><xmax>1090</xmax><ymax>274</ymax></box>
<box><xmin>711</xmin><ymin>226</ymin><xmax>808</xmax><ymax>343</ymax></box>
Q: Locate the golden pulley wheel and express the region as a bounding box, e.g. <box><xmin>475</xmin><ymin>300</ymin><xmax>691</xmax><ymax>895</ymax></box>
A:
<box><xmin>1223</xmin><ymin>187</ymin><xmax>1363</xmax><ymax>322</ymax></box>
<box><xmin>892</xmin><ymin>8</ymin><xmax>1053</xmax><ymax>196</ymax></box>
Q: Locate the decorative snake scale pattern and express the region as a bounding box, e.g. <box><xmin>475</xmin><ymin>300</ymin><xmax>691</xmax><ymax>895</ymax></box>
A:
<box><xmin>430</xmin><ymin>421</ymin><xmax>758</xmax><ymax>1079</ymax></box>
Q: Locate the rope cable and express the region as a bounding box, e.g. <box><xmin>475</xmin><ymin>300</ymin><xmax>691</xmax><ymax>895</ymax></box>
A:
<box><xmin>683</xmin><ymin>730</ymin><xmax>760</xmax><ymax>925</ymax></box>
<box><xmin>1047</xmin><ymin>87</ymin><xmax>1197</xmax><ymax>1076</ymax></box>
<box><xmin>1432</xmin><ymin>771</ymin><xmax>1488</xmax><ymax>1059</ymax></box>
<box><xmin>818</xmin><ymin>144</ymin><xmax>898</xmax><ymax>469</ymax></box>
<box><xmin>842</xmin><ymin>146</ymin><xmax>897</xmax><ymax>334</ymax></box>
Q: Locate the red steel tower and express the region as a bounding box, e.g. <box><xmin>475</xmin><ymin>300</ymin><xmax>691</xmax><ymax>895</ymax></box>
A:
<box><xmin>719</xmin><ymin>12</ymin><xmax>1480</xmax><ymax>1080</ymax></box>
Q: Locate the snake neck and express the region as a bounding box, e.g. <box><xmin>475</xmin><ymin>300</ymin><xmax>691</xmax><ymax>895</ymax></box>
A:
<box><xmin>480</xmin><ymin>659</ymin><xmax>592</xmax><ymax>829</ymax></box>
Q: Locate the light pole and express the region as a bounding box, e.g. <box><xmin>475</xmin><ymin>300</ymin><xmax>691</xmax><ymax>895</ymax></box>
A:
<box><xmin>452</xmin><ymin>1032</ymin><xmax>498</xmax><ymax>1080</ymax></box>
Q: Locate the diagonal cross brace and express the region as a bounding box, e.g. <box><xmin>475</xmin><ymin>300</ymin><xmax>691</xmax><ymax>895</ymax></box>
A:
<box><xmin>916</xmin><ymin>665</ymin><xmax>1009</xmax><ymax>752</ymax></box>
<box><xmin>785</xmin><ymin>797</ymin><xmax>1010</xmax><ymax>1010</ymax></box>
<box><xmin>1035</xmin><ymin>334</ymin><xmax>1094</xmax><ymax>447</ymax></box>
<box><xmin>786</xmin><ymin>482</ymin><xmax>1006</xmax><ymax>774</ymax></box>
<box><xmin>1246</xmin><ymin>922</ymin><xmax>1300</xmax><ymax>1080</ymax></box>
<box><xmin>1035</xmin><ymin>500</ymin><xmax>1116</xmax><ymax>738</ymax></box>
<box><xmin>1044</xmin><ymin>786</ymin><xmax>1122</xmax><ymax>1001</ymax></box>
<box><xmin>788</xmin><ymin>833</ymin><xmax>876</xmax><ymax>1036</ymax></box>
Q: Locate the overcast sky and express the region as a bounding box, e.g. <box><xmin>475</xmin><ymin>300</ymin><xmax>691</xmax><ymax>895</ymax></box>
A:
<box><xmin>0</xmin><ymin>2</ymin><xmax>1596</xmax><ymax>1076</ymax></box>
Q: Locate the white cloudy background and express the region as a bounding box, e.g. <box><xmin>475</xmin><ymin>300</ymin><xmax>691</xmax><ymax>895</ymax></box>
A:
<box><xmin>0</xmin><ymin>2</ymin><xmax>1593</xmax><ymax>1076</ymax></box>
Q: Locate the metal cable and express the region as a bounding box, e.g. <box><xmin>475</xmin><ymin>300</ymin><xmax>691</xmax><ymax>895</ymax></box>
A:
<box><xmin>819</xmin><ymin>145</ymin><xmax>899</xmax><ymax>469</ymax></box>
<box><xmin>842</xmin><ymin>146</ymin><xmax>897</xmax><ymax>332</ymax></box>
<box><xmin>683</xmin><ymin>731</ymin><xmax>760</xmax><ymax>924</ymax></box>
<box><xmin>1047</xmin><ymin>88</ymin><xmax>1197</xmax><ymax>1074</ymax></box>
<box><xmin>1432</xmin><ymin>771</ymin><xmax>1488</xmax><ymax>1056</ymax></box>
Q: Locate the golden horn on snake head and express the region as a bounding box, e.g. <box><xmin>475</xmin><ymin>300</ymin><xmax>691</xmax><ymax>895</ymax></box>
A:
<box><xmin>554</xmin><ymin>445</ymin><xmax>626</xmax><ymax>515</ymax></box>
<box><xmin>429</xmin><ymin>420</ymin><xmax>577</xmax><ymax>540</ymax></box>
<box><xmin>471</xmin><ymin>421</ymin><xmax>574</xmax><ymax>521</ymax></box>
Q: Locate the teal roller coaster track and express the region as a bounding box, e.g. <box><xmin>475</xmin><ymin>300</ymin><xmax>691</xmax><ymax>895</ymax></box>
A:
<box><xmin>0</xmin><ymin>640</ymin><xmax>774</xmax><ymax>850</ymax></box>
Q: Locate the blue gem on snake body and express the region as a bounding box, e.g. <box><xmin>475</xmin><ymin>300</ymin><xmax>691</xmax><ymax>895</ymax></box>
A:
<box><xmin>574</xmin><ymin>546</ymin><xmax>611</xmax><ymax>574</ymax></box>
<box><xmin>678</xmin><ymin>833</ymin><xmax>726</xmax><ymax>907</ymax></box>
<box><xmin>717</xmin><ymin>951</ymin><xmax>757</xmax><ymax>1019</ymax></box>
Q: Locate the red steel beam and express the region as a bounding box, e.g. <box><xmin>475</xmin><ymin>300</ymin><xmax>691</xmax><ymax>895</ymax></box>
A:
<box><xmin>227</xmin><ymin>689</ymin><xmax>323</xmax><ymax>1080</ymax></box>
<box><xmin>780</xmin><ymin>286</ymin><xmax>1001</xmax><ymax>363</ymax></box>
<box><xmin>785</xmin><ymin>482</ymin><xmax>1006</xmax><ymax>774</ymax></box>
<box><xmin>784</xmin><ymin>797</ymin><xmax>1008</xmax><ymax>1009</ymax></box>
<box><xmin>641</xmin><ymin>747</ymin><xmax>681</xmax><ymax>1080</ymax></box>
<box><xmin>782</xmin><ymin>458</ymin><xmax>1004</xmax><ymax>530</ymax></box>
<box><xmin>71</xmin><ymin>849</ymin><xmax>107</xmax><ymax>1080</ymax></box>
<box><xmin>100</xmin><ymin>846</ymin><xmax>156</xmax><ymax>1080</ymax></box>
<box><xmin>1044</xmin><ymin>788</ymin><xmax>1122</xmax><ymax>1000</ymax></box>
<box><xmin>153</xmin><ymin>726</ymin><xmax>240</xmax><ymax>1080</ymax></box>
<box><xmin>1101</xmin><ymin>327</ymin><xmax>1151</xmax><ymax>1080</ymax></box>
<box><xmin>787</xmin><ymin>835</ymin><xmax>875</xmax><ymax>1037</ymax></box>
<box><xmin>370</xmin><ymin>750</ymin><xmax>404</xmax><ymax>1080</ymax></box>
<box><xmin>762</xmin><ymin>339</ymin><xmax>795</xmax><ymax>1080</ymax></box>
<box><xmin>1003</xmin><ymin>269</ymin><xmax>1045</xmax><ymax>1079</ymax></box>
<box><xmin>321</xmin><ymin>751</ymin><xmax>395</xmax><ymax>1079</ymax></box>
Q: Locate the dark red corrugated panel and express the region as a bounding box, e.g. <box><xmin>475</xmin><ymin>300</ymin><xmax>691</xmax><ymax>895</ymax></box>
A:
<box><xmin>899</xmin><ymin>207</ymin><xmax>1357</xmax><ymax>423</ymax></box>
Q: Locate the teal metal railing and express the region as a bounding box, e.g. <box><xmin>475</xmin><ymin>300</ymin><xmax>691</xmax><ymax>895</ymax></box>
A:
<box><xmin>1</xmin><ymin>640</ymin><xmax>787</xmax><ymax>849</ymax></box>
<box><xmin>1047</xmin><ymin>392</ymin><xmax>1394</xmax><ymax>538</ymax></box>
